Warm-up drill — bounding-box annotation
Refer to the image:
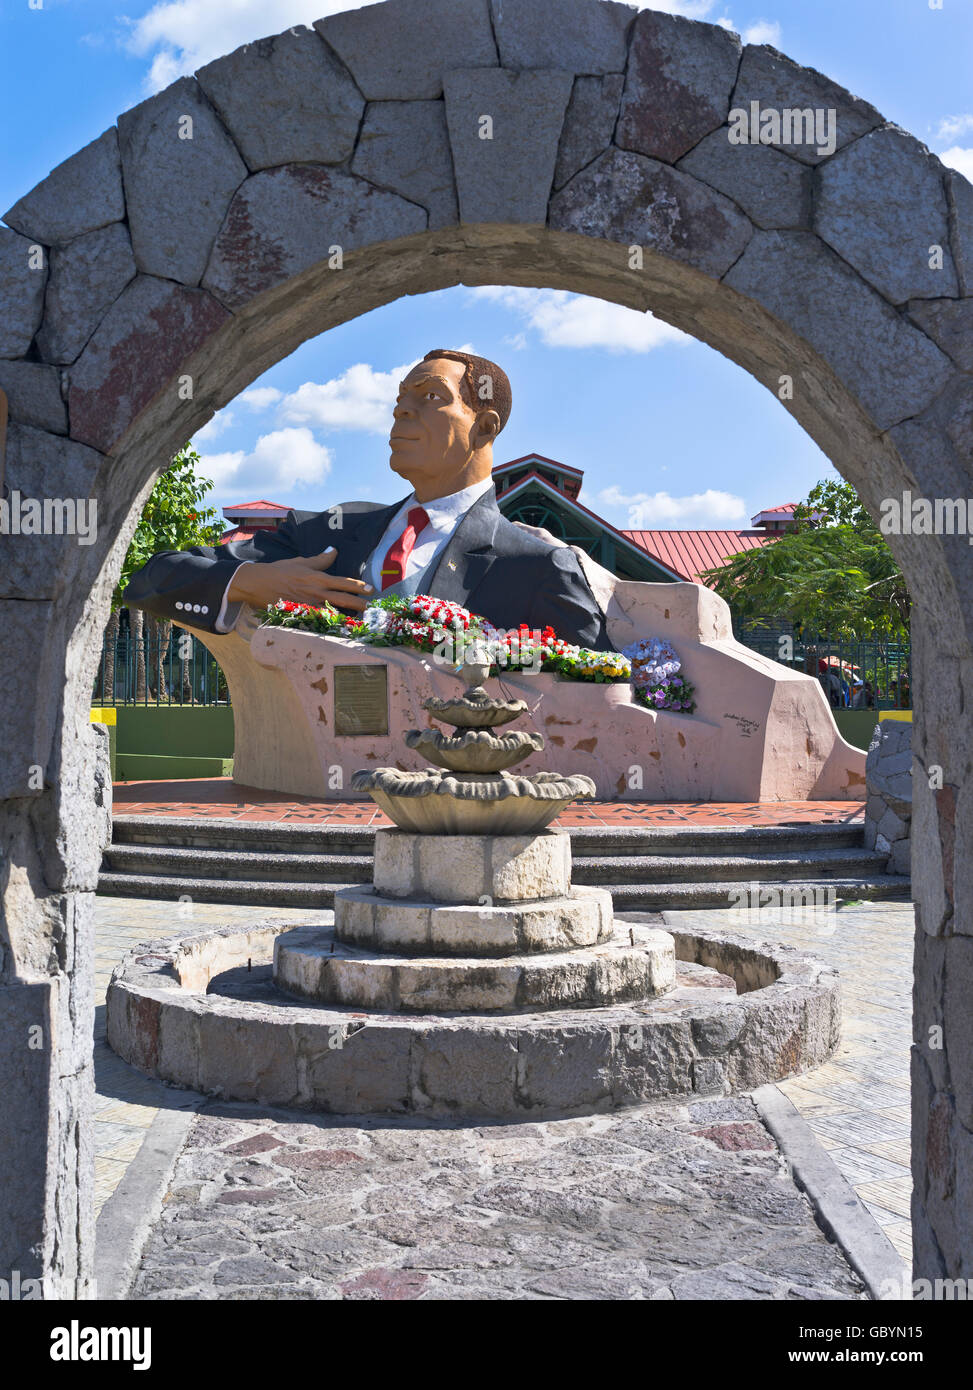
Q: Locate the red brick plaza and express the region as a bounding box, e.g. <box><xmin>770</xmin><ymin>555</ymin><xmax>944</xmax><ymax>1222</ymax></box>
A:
<box><xmin>113</xmin><ymin>777</ymin><xmax>865</xmax><ymax>828</ymax></box>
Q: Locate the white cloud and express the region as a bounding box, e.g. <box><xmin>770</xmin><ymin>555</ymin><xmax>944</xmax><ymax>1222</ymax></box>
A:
<box><xmin>598</xmin><ymin>485</ymin><xmax>747</xmax><ymax>529</ymax></box>
<box><xmin>278</xmin><ymin>359</ymin><xmax>420</xmax><ymax>434</ymax></box>
<box><xmin>123</xmin><ymin>0</ymin><xmax>370</xmax><ymax>93</ymax></box>
<box><xmin>192</xmin><ymin>408</ymin><xmax>234</xmax><ymax>443</ymax></box>
<box><xmin>468</xmin><ymin>287</ymin><xmax>689</xmax><ymax>354</ymax></box>
<box><xmin>937</xmin><ymin>114</ymin><xmax>973</xmax><ymax>143</ymax></box>
<box><xmin>640</xmin><ymin>1</ymin><xmax>718</xmax><ymax>17</ymax></box>
<box><xmin>196</xmin><ymin>427</ymin><xmax>332</xmax><ymax>496</ymax></box>
<box><xmin>741</xmin><ymin>19</ymin><xmax>781</xmax><ymax>46</ymax></box>
<box><xmin>239</xmin><ymin>386</ymin><xmax>283</xmax><ymax>411</ymax></box>
<box><xmin>939</xmin><ymin>146</ymin><xmax>973</xmax><ymax>183</ymax></box>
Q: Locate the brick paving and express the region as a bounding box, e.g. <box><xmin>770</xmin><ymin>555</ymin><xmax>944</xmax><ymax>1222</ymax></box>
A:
<box><xmin>93</xmin><ymin>895</ymin><xmax>911</xmax><ymax>1284</ymax></box>
<box><xmin>112</xmin><ymin>777</ymin><xmax>864</xmax><ymax>827</ymax></box>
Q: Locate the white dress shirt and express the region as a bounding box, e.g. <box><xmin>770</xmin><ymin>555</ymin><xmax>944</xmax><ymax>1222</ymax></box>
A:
<box><xmin>214</xmin><ymin>477</ymin><xmax>493</xmax><ymax>632</ymax></box>
<box><xmin>367</xmin><ymin>477</ymin><xmax>494</xmax><ymax>592</ymax></box>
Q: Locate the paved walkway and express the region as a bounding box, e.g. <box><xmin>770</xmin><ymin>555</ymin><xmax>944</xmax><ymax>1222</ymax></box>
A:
<box><xmin>93</xmin><ymin>893</ymin><xmax>913</xmax><ymax>1280</ymax></box>
<box><xmin>661</xmin><ymin>902</ymin><xmax>915</xmax><ymax>1266</ymax></box>
<box><xmin>130</xmin><ymin>1096</ymin><xmax>866</xmax><ymax>1300</ymax></box>
<box><xmin>113</xmin><ymin>777</ymin><xmax>864</xmax><ymax>827</ymax></box>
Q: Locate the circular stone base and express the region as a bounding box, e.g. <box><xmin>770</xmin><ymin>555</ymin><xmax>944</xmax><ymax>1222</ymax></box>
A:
<box><xmin>273</xmin><ymin>923</ymin><xmax>673</xmax><ymax>1013</ymax></box>
<box><xmin>334</xmin><ymin>884</ymin><xmax>613</xmax><ymax>956</ymax></box>
<box><xmin>105</xmin><ymin>922</ymin><xmax>841</xmax><ymax>1118</ymax></box>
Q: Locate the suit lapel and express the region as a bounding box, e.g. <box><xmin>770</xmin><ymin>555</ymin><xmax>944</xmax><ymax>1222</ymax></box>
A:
<box><xmin>426</xmin><ymin>490</ymin><xmax>500</xmax><ymax>606</ymax></box>
<box><xmin>337</xmin><ymin>498</ymin><xmax>407</xmax><ymax>580</ymax></box>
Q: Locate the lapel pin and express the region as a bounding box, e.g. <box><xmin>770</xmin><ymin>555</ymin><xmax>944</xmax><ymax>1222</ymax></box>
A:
<box><xmin>447</xmin><ymin>560</ymin><xmax>457</xmax><ymax>571</ymax></box>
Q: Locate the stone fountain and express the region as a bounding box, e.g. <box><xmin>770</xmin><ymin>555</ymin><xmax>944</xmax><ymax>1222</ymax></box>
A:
<box><xmin>275</xmin><ymin>655</ymin><xmax>676</xmax><ymax>1011</ymax></box>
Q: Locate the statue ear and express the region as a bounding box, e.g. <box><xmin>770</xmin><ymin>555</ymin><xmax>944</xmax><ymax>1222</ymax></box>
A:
<box><xmin>475</xmin><ymin>408</ymin><xmax>501</xmax><ymax>442</ymax></box>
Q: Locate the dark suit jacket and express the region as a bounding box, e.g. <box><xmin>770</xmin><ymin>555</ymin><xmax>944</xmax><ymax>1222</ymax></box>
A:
<box><xmin>123</xmin><ymin>486</ymin><xmax>612</xmax><ymax>651</ymax></box>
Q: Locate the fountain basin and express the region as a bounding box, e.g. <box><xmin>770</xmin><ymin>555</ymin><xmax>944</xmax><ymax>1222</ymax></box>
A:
<box><xmin>351</xmin><ymin>768</ymin><xmax>596</xmax><ymax>834</ymax></box>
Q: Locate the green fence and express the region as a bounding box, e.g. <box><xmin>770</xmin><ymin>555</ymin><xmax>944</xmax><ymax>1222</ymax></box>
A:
<box><xmin>736</xmin><ymin>625</ymin><xmax>912</xmax><ymax>710</ymax></box>
<box><xmin>92</xmin><ymin>619</ymin><xmax>229</xmax><ymax>706</ymax></box>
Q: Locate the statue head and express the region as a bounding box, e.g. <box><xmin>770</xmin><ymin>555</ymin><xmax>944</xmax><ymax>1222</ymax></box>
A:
<box><xmin>388</xmin><ymin>349</ymin><xmax>512</xmax><ymax>502</ymax></box>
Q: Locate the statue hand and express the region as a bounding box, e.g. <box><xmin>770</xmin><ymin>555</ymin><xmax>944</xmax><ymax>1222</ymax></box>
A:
<box><xmin>227</xmin><ymin>549</ymin><xmax>374</xmax><ymax>613</ymax></box>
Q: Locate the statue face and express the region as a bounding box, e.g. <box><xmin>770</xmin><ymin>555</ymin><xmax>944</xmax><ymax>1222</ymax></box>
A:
<box><xmin>389</xmin><ymin>357</ymin><xmax>491</xmax><ymax>496</ymax></box>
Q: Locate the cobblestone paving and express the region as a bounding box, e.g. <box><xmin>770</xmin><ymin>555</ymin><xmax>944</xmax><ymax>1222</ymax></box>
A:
<box><xmin>660</xmin><ymin>902</ymin><xmax>915</xmax><ymax>1266</ymax></box>
<box><xmin>93</xmin><ymin>898</ymin><xmax>334</xmax><ymax>1217</ymax></box>
<box><xmin>130</xmin><ymin>1097</ymin><xmax>866</xmax><ymax>1300</ymax></box>
<box><xmin>93</xmin><ymin>895</ymin><xmax>911</xmax><ymax>1295</ymax></box>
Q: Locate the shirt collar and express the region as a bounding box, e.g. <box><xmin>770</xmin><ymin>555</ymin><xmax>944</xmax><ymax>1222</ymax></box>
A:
<box><xmin>408</xmin><ymin>477</ymin><xmax>494</xmax><ymax>527</ymax></box>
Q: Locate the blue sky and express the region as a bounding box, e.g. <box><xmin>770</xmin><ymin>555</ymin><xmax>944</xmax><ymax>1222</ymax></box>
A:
<box><xmin>3</xmin><ymin>0</ymin><xmax>972</xmax><ymax>531</ymax></box>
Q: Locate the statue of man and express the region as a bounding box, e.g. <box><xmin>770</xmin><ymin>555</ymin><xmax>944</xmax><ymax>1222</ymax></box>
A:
<box><xmin>123</xmin><ymin>348</ymin><xmax>610</xmax><ymax>649</ymax></box>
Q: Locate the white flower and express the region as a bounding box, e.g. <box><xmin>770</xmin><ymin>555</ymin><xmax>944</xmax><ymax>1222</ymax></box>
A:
<box><xmin>362</xmin><ymin>606</ymin><xmax>391</xmax><ymax>634</ymax></box>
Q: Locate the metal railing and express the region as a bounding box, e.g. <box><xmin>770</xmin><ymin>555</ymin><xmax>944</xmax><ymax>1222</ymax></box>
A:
<box><xmin>92</xmin><ymin>620</ymin><xmax>229</xmax><ymax>706</ymax></box>
<box><xmin>735</xmin><ymin>622</ymin><xmax>912</xmax><ymax>709</ymax></box>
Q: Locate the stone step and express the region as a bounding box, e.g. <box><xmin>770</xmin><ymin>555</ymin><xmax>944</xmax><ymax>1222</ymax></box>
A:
<box><xmin>109</xmin><ymin>814</ymin><xmax>864</xmax><ymax>858</ymax></box>
<box><xmin>101</xmin><ymin>839</ymin><xmax>886</xmax><ymax>888</ymax></box>
<box><xmin>274</xmin><ymin>922</ymin><xmax>675</xmax><ymax>1014</ymax></box>
<box><xmin>103</xmin><ymin>842</ymin><xmax>374</xmax><ymax>884</ymax></box>
<box><xmin>571</xmin><ymin>848</ymin><xmax>889</xmax><ymax>884</ymax></box>
<box><xmin>96</xmin><ymin>870</ymin><xmax>910</xmax><ymax>910</ymax></box>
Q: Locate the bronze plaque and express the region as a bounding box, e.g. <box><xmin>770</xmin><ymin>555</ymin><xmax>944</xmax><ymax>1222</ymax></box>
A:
<box><xmin>334</xmin><ymin>664</ymin><xmax>389</xmax><ymax>736</ymax></box>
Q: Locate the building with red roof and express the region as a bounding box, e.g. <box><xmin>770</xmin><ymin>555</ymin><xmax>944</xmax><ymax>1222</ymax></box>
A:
<box><xmin>218</xmin><ymin>460</ymin><xmax>800</xmax><ymax>589</ymax></box>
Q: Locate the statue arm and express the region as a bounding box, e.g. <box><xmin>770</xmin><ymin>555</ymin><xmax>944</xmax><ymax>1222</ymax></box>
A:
<box><xmin>122</xmin><ymin>513</ymin><xmax>304</xmax><ymax>634</ymax></box>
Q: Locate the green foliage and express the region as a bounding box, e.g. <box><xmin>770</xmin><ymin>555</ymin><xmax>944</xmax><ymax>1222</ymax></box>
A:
<box><xmin>114</xmin><ymin>447</ymin><xmax>224</xmax><ymax>609</ymax></box>
<box><xmin>704</xmin><ymin>480</ymin><xmax>910</xmax><ymax>639</ymax></box>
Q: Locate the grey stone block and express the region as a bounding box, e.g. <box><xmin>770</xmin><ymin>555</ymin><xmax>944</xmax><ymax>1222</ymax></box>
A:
<box><xmin>202</xmin><ymin>164</ymin><xmax>426</xmax><ymax>311</ymax></box>
<box><xmin>731</xmin><ymin>43</ymin><xmax>883</xmax><ymax>166</ymax></box>
<box><xmin>553</xmin><ymin>74</ymin><xmax>624</xmax><ymax>190</ymax></box>
<box><xmin>196</xmin><ymin>27</ymin><xmax>363</xmax><ymax>172</ymax></box>
<box><xmin>551</xmin><ymin>147</ymin><xmax>753</xmax><ymax>280</ymax></box>
<box><xmin>303</xmin><ymin>1025</ymin><xmax>411</xmax><ymax>1113</ymax></box>
<box><xmin>67</xmin><ymin>275</ymin><xmax>229</xmax><ymax>454</ymax></box>
<box><xmin>519</xmin><ymin>1025</ymin><xmax>613</xmax><ymax>1109</ymax></box>
<box><xmin>946</xmin><ymin>169</ymin><xmax>973</xmax><ymax>296</ymax></box>
<box><xmin>352</xmin><ymin>101</ymin><xmax>458</xmax><ymax>230</ymax></box>
<box><xmin>36</xmin><ymin>222</ymin><xmax>137</xmax><ymax>365</ymax></box>
<box><xmin>678</xmin><ymin>130</ymin><xmax>811</xmax><ymax>229</ymax></box>
<box><xmin>890</xmin><ymin>838</ymin><xmax>911</xmax><ymax>876</ymax></box>
<box><xmin>316</xmin><ymin>0</ymin><xmax>498</xmax><ymax>101</ymax></box>
<box><xmin>907</xmin><ymin>297</ymin><xmax>973</xmax><ymax>372</ymax></box>
<box><xmin>725</xmin><ymin>230</ymin><xmax>953</xmax><ymax>431</ymax></box>
<box><xmin>817</xmin><ymin>128</ymin><xmax>958</xmax><ymax>304</ymax></box>
<box><xmin>0</xmin><ymin>361</ymin><xmax>66</xmax><ymax>434</ymax></box>
<box><xmin>0</xmin><ymin>226</ymin><xmax>47</xmax><ymax>358</ymax></box>
<box><xmin>3</xmin><ymin>129</ymin><xmax>125</xmax><ymax>246</ymax></box>
<box><xmin>118</xmin><ymin>76</ymin><xmax>247</xmax><ymax>286</ymax></box>
<box><xmin>0</xmin><ymin>602</ymin><xmax>62</xmax><ymax>798</ymax></box>
<box><xmin>444</xmin><ymin>68</ymin><xmax>573</xmax><ymax>224</ymax></box>
<box><xmin>0</xmin><ymin>423</ymin><xmax>102</xmax><ymax>602</ymax></box>
<box><xmin>412</xmin><ymin>1026</ymin><xmax>519</xmax><ymax>1113</ymax></box>
<box><xmin>617</xmin><ymin>10</ymin><xmax>742</xmax><ymax>164</ymax></box>
<box><xmin>491</xmin><ymin>0</ymin><xmax>632</xmax><ymax>74</ymax></box>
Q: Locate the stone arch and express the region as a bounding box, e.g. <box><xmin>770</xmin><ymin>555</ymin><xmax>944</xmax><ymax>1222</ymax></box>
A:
<box><xmin>2</xmin><ymin>0</ymin><xmax>971</xmax><ymax>1290</ymax></box>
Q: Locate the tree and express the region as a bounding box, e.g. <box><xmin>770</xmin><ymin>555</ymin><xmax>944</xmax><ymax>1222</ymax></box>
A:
<box><xmin>703</xmin><ymin>479</ymin><xmax>910</xmax><ymax>640</ymax></box>
<box><xmin>104</xmin><ymin>448</ymin><xmax>225</xmax><ymax>703</ymax></box>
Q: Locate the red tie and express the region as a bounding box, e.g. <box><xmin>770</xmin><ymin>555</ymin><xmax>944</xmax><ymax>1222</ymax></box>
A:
<box><xmin>380</xmin><ymin>505</ymin><xmax>430</xmax><ymax>590</ymax></box>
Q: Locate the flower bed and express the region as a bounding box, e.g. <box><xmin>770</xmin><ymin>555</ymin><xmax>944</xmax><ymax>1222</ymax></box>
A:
<box><xmin>258</xmin><ymin>594</ymin><xmax>696</xmax><ymax>714</ymax></box>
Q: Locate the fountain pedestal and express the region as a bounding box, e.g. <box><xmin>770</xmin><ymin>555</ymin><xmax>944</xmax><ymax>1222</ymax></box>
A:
<box><xmin>273</xmin><ymin>661</ymin><xmax>676</xmax><ymax>1014</ymax></box>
